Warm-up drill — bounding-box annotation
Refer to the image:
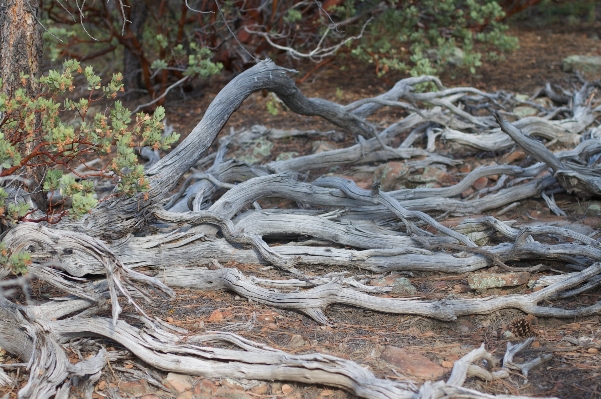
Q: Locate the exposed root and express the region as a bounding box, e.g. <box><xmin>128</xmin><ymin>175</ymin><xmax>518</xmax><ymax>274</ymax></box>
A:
<box><xmin>1</xmin><ymin>60</ymin><xmax>600</xmax><ymax>398</ymax></box>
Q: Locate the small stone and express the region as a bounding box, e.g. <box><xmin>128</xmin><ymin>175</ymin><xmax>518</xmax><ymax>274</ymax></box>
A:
<box><xmin>452</xmin><ymin>284</ymin><xmax>470</xmax><ymax>293</ymax></box>
<box><xmin>119</xmin><ymin>380</ymin><xmax>153</xmax><ymax>397</ymax></box>
<box><xmin>580</xmin><ymin>202</ymin><xmax>601</xmax><ymax>217</ymax></box>
<box><xmin>457</xmin><ymin>319</ymin><xmax>475</xmax><ymax>334</ymax></box>
<box><xmin>461</xmin><ymin>188</ymin><xmax>474</xmax><ymax>198</ymax></box>
<box><xmin>167</xmin><ymin>316</ymin><xmax>174</xmax><ymax>323</ymax></box>
<box><xmin>250</xmin><ymin>383</ymin><xmax>268</xmax><ymax>395</ymax></box>
<box><xmin>502</xmin><ymin>330</ymin><xmax>515</xmax><ymax>339</ymax></box>
<box><xmin>529</xmin><ymin>209</ymin><xmax>541</xmax><ymax>219</ymax></box>
<box><xmin>467</xmin><ymin>231</ymin><xmax>489</xmax><ymax>246</ymax></box>
<box><xmin>468</xmin><ymin>272</ymin><xmax>530</xmax><ymax>290</ymax></box>
<box><xmin>562</xmin><ymin>55</ymin><xmax>601</xmax><ymax>74</ymax></box>
<box><xmin>163</xmin><ymin>373</ymin><xmax>194</xmax><ymax>393</ymax></box>
<box><xmin>534</xmin><ymin>97</ymin><xmax>552</xmax><ymax>107</ymax></box>
<box><xmin>261</xmin><ymin>314</ymin><xmax>276</xmax><ymax>322</ymax></box>
<box><xmin>177</xmin><ymin>392</ymin><xmax>194</xmax><ymax>399</ymax></box>
<box><xmin>213</xmin><ymin>387</ymin><xmax>251</xmax><ymax>399</ymax></box>
<box><xmin>318</xmin><ymin>389</ymin><xmax>336</xmax><ymax>397</ymax></box>
<box><xmin>425</xmin><ymin>47</ymin><xmax>464</xmax><ymax>66</ymax></box>
<box><xmin>252</xmin><ymin>137</ymin><xmax>274</xmax><ymax>158</ymax></box>
<box><xmin>441</xmin><ymin>361</ymin><xmax>454</xmax><ymax>368</ymax></box>
<box><xmin>271</xmin><ymin>382</ymin><xmax>283</xmax><ymax>393</ymax></box>
<box><xmin>222</xmin><ymin>379</ymin><xmax>244</xmax><ymax>390</ymax></box>
<box><xmin>532</xmin><ymin>341</ymin><xmax>541</xmax><ymax>348</ymax></box>
<box><xmin>447</xmin><ymin>47</ymin><xmax>464</xmax><ymax>66</ymax></box>
<box><xmin>459</xmin><ymin>164</ymin><xmax>472</xmax><ymax>174</ymax></box>
<box><xmin>410</xmin><ymin>166</ymin><xmax>454</xmax><ymax>185</ymax></box>
<box><xmin>391</xmin><ymin>277</ymin><xmax>417</xmax><ymax>295</ymax></box>
<box><xmin>515</xmin><ymin>94</ymin><xmax>529</xmax><ymax>102</ymax></box>
<box><xmin>513</xmin><ymin>106</ymin><xmax>538</xmax><ymax>118</ymax></box>
<box><xmin>275</xmin><ymin>151</ymin><xmax>299</xmax><ymax>161</ymax></box>
<box><xmin>472</xmin><ymin>176</ymin><xmax>488</xmax><ymax>191</ymax></box>
<box><xmin>355</xmin><ymin>179</ymin><xmax>372</xmax><ymax>189</ymax></box>
<box><xmin>193</xmin><ymin>389</ymin><xmax>211</xmax><ymax>399</ymax></box>
<box><xmin>374</xmin><ymin>162</ymin><xmax>410</xmax><ymax>191</ymax></box>
<box><xmin>370</xmin><ymin>274</ymin><xmax>399</xmax><ymax>287</ymax></box>
<box><xmin>501</xmin><ymin>150</ymin><xmax>526</xmax><ymax>164</ymax></box>
<box><xmin>588</xmin><ymin>348</ymin><xmax>599</xmax><ymax>354</ymax></box>
<box><xmin>281</xmin><ymin>384</ymin><xmax>294</xmax><ymax>395</ymax></box>
<box><xmin>198</xmin><ymin>379</ymin><xmax>217</xmax><ymax>393</ymax></box>
<box><xmin>312</xmin><ymin>141</ymin><xmax>337</xmax><ymax>154</ymax></box>
<box><xmin>429</xmin><ymin>281</ymin><xmax>447</xmax><ymax>290</ymax></box>
<box><xmin>380</xmin><ymin>346</ymin><xmax>445</xmax><ymax>379</ymax></box>
<box><xmin>208</xmin><ymin>309</ymin><xmax>224</xmax><ymax>322</ymax></box>
<box><xmin>425</xmin><ymin>48</ymin><xmax>440</xmax><ymax>62</ymax></box>
<box><xmin>96</xmin><ymin>380</ymin><xmax>106</xmax><ymax>391</ymax></box>
<box><xmin>288</xmin><ymin>334</ymin><xmax>306</xmax><ymax>348</ymax></box>
<box><xmin>528</xmin><ymin>314</ymin><xmax>539</xmax><ymax>324</ymax></box>
<box><xmin>194</xmin><ymin>379</ymin><xmax>217</xmax><ymax>398</ymax></box>
<box><xmin>583</xmin><ymin>217</ymin><xmax>601</xmax><ymax>228</ymax></box>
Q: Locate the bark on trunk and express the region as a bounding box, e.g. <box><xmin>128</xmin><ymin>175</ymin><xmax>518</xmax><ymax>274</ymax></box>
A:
<box><xmin>122</xmin><ymin>0</ymin><xmax>148</xmax><ymax>99</ymax></box>
<box><xmin>0</xmin><ymin>0</ymin><xmax>46</xmax><ymax>211</ymax></box>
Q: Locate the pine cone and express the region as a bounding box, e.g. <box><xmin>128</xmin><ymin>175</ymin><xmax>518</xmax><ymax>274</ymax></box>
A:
<box><xmin>508</xmin><ymin>315</ymin><xmax>537</xmax><ymax>338</ymax></box>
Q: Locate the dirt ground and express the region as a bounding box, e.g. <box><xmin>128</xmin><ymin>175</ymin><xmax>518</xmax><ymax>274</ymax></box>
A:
<box><xmin>3</xmin><ymin>21</ymin><xmax>601</xmax><ymax>399</ymax></box>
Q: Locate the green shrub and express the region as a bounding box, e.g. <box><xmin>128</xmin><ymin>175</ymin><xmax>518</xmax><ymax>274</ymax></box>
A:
<box><xmin>0</xmin><ymin>60</ymin><xmax>180</xmax><ymax>223</ymax></box>
<box><xmin>41</xmin><ymin>1</ymin><xmax>520</xmax><ymax>93</ymax></box>
<box><xmin>0</xmin><ymin>244</ymin><xmax>31</xmax><ymax>275</ymax></box>
<box><xmin>346</xmin><ymin>0</ymin><xmax>518</xmax><ymax>78</ymax></box>
<box><xmin>509</xmin><ymin>0</ymin><xmax>597</xmax><ymax>26</ymax></box>
<box><xmin>42</xmin><ymin>2</ymin><xmax>223</xmax><ymax>106</ymax></box>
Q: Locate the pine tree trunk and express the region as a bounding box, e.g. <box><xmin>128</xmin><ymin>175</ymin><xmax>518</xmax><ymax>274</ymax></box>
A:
<box><xmin>122</xmin><ymin>0</ymin><xmax>148</xmax><ymax>99</ymax></box>
<box><xmin>0</xmin><ymin>0</ymin><xmax>47</xmax><ymax>211</ymax></box>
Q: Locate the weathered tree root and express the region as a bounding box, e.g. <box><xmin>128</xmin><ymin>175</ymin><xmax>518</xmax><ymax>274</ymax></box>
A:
<box><xmin>159</xmin><ymin>262</ymin><xmax>601</xmax><ymax>323</ymax></box>
<box><xmin>494</xmin><ymin>110</ymin><xmax>601</xmax><ymax>198</ymax></box>
<box><xmin>0</xmin><ymin>298</ymin><xmax>556</xmax><ymax>399</ymax></box>
<box><xmin>1</xmin><ymin>59</ymin><xmax>600</xmax><ymax>398</ymax></box>
<box><xmin>2</xmin><ymin>223</ymin><xmax>174</xmax><ymax>323</ymax></box>
<box><xmin>443</xmin><ymin>83</ymin><xmax>595</xmax><ymax>152</ymax></box>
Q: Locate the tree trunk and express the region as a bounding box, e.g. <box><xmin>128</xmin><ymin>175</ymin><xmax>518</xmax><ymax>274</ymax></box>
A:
<box><xmin>122</xmin><ymin>0</ymin><xmax>148</xmax><ymax>99</ymax></box>
<box><xmin>0</xmin><ymin>0</ymin><xmax>47</xmax><ymax>211</ymax></box>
